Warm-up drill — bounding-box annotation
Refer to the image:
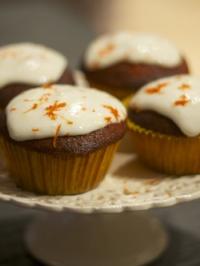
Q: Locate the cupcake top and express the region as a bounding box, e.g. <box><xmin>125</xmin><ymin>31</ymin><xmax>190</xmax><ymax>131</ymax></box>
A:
<box><xmin>84</xmin><ymin>32</ymin><xmax>182</xmax><ymax>69</ymax></box>
<box><xmin>0</xmin><ymin>43</ymin><xmax>67</xmax><ymax>88</ymax></box>
<box><xmin>6</xmin><ymin>85</ymin><xmax>127</xmax><ymax>142</ymax></box>
<box><xmin>129</xmin><ymin>75</ymin><xmax>200</xmax><ymax>137</ymax></box>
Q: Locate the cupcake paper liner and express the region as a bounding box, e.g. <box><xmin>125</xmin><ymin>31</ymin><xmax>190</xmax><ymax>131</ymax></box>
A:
<box><xmin>0</xmin><ymin>137</ymin><xmax>120</xmax><ymax>195</ymax></box>
<box><xmin>128</xmin><ymin>119</ymin><xmax>200</xmax><ymax>175</ymax></box>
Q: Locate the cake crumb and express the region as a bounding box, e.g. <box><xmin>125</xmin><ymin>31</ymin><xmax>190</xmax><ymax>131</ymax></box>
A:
<box><xmin>43</xmin><ymin>82</ymin><xmax>53</xmax><ymax>89</ymax></box>
<box><xmin>123</xmin><ymin>187</ymin><xmax>139</xmax><ymax>196</ymax></box>
<box><xmin>104</xmin><ymin>116</ymin><xmax>112</xmax><ymax>123</ymax></box>
<box><xmin>144</xmin><ymin>178</ymin><xmax>161</xmax><ymax>185</ymax></box>
<box><xmin>97</xmin><ymin>195</ymin><xmax>104</xmax><ymax>200</ymax></box>
<box><xmin>32</xmin><ymin>128</ymin><xmax>39</xmax><ymax>132</ymax></box>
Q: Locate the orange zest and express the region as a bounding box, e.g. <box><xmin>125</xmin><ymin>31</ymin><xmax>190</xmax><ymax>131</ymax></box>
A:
<box><xmin>103</xmin><ymin>104</ymin><xmax>120</xmax><ymax>121</ymax></box>
<box><xmin>174</xmin><ymin>95</ymin><xmax>190</xmax><ymax>106</ymax></box>
<box><xmin>24</xmin><ymin>103</ymin><xmax>38</xmax><ymax>113</ymax></box>
<box><xmin>53</xmin><ymin>124</ymin><xmax>61</xmax><ymax>148</ymax></box>
<box><xmin>145</xmin><ymin>82</ymin><xmax>168</xmax><ymax>94</ymax></box>
<box><xmin>39</xmin><ymin>93</ymin><xmax>51</xmax><ymax>102</ymax></box>
<box><xmin>179</xmin><ymin>83</ymin><xmax>190</xmax><ymax>90</ymax></box>
<box><xmin>45</xmin><ymin>101</ymin><xmax>66</xmax><ymax>120</ymax></box>
<box><xmin>98</xmin><ymin>43</ymin><xmax>115</xmax><ymax>57</ymax></box>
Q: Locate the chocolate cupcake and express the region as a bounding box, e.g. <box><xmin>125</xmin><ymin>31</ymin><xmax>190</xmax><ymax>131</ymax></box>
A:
<box><xmin>0</xmin><ymin>84</ymin><xmax>127</xmax><ymax>195</ymax></box>
<box><xmin>81</xmin><ymin>32</ymin><xmax>189</xmax><ymax>99</ymax></box>
<box><xmin>127</xmin><ymin>75</ymin><xmax>200</xmax><ymax>175</ymax></box>
<box><xmin>0</xmin><ymin>43</ymin><xmax>75</xmax><ymax>109</ymax></box>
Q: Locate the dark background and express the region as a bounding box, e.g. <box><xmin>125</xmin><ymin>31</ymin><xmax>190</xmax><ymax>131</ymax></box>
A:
<box><xmin>1</xmin><ymin>1</ymin><xmax>200</xmax><ymax>265</ymax></box>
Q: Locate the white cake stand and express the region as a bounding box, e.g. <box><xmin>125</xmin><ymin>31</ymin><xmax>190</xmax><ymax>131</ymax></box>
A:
<box><xmin>1</xmin><ymin>135</ymin><xmax>200</xmax><ymax>265</ymax></box>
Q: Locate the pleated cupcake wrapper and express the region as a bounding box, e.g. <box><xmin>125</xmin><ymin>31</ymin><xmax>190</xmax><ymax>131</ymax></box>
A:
<box><xmin>128</xmin><ymin>119</ymin><xmax>200</xmax><ymax>175</ymax></box>
<box><xmin>88</xmin><ymin>80</ymin><xmax>134</xmax><ymax>100</ymax></box>
<box><xmin>0</xmin><ymin>137</ymin><xmax>120</xmax><ymax>195</ymax></box>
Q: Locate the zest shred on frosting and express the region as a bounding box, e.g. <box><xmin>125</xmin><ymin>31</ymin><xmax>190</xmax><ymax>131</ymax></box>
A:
<box><xmin>129</xmin><ymin>75</ymin><xmax>200</xmax><ymax>137</ymax></box>
<box><xmin>6</xmin><ymin>85</ymin><xmax>127</xmax><ymax>142</ymax></box>
<box><xmin>0</xmin><ymin>43</ymin><xmax>67</xmax><ymax>88</ymax></box>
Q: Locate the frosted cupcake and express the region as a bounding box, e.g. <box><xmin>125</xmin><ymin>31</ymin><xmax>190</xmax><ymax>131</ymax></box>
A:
<box><xmin>81</xmin><ymin>32</ymin><xmax>189</xmax><ymax>99</ymax></box>
<box><xmin>0</xmin><ymin>43</ymin><xmax>75</xmax><ymax>108</ymax></box>
<box><xmin>127</xmin><ymin>75</ymin><xmax>200</xmax><ymax>175</ymax></box>
<box><xmin>0</xmin><ymin>85</ymin><xmax>127</xmax><ymax>195</ymax></box>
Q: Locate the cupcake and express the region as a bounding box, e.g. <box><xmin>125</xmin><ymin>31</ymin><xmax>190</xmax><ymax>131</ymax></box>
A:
<box><xmin>0</xmin><ymin>85</ymin><xmax>127</xmax><ymax>195</ymax></box>
<box><xmin>0</xmin><ymin>43</ymin><xmax>75</xmax><ymax>109</ymax></box>
<box><xmin>81</xmin><ymin>32</ymin><xmax>189</xmax><ymax>99</ymax></box>
<box><xmin>127</xmin><ymin>75</ymin><xmax>200</xmax><ymax>175</ymax></box>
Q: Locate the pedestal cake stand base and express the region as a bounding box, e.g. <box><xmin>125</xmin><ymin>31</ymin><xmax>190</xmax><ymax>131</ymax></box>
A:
<box><xmin>25</xmin><ymin>211</ymin><xmax>168</xmax><ymax>266</ymax></box>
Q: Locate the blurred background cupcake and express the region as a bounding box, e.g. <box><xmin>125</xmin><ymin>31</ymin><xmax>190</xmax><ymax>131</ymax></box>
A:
<box><xmin>81</xmin><ymin>31</ymin><xmax>189</xmax><ymax>99</ymax></box>
<box><xmin>0</xmin><ymin>43</ymin><xmax>76</xmax><ymax>109</ymax></box>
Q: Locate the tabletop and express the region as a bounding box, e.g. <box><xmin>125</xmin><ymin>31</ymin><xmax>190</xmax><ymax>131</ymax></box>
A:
<box><xmin>1</xmin><ymin>1</ymin><xmax>200</xmax><ymax>265</ymax></box>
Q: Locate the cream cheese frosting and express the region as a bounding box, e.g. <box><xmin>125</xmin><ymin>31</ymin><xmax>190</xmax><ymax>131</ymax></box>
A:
<box><xmin>6</xmin><ymin>85</ymin><xmax>127</xmax><ymax>141</ymax></box>
<box><xmin>85</xmin><ymin>32</ymin><xmax>182</xmax><ymax>69</ymax></box>
<box><xmin>0</xmin><ymin>43</ymin><xmax>67</xmax><ymax>88</ymax></box>
<box><xmin>129</xmin><ymin>75</ymin><xmax>200</xmax><ymax>137</ymax></box>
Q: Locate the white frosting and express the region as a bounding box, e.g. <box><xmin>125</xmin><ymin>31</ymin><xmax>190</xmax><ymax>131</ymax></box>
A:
<box><xmin>85</xmin><ymin>32</ymin><xmax>182</xmax><ymax>69</ymax></box>
<box><xmin>130</xmin><ymin>75</ymin><xmax>200</xmax><ymax>137</ymax></box>
<box><xmin>6</xmin><ymin>85</ymin><xmax>127</xmax><ymax>141</ymax></box>
<box><xmin>0</xmin><ymin>43</ymin><xmax>67</xmax><ymax>88</ymax></box>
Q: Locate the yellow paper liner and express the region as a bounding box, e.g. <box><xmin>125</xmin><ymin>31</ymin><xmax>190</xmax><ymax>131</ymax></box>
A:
<box><xmin>0</xmin><ymin>137</ymin><xmax>120</xmax><ymax>195</ymax></box>
<box><xmin>88</xmin><ymin>80</ymin><xmax>135</xmax><ymax>100</ymax></box>
<box><xmin>128</xmin><ymin>119</ymin><xmax>200</xmax><ymax>175</ymax></box>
